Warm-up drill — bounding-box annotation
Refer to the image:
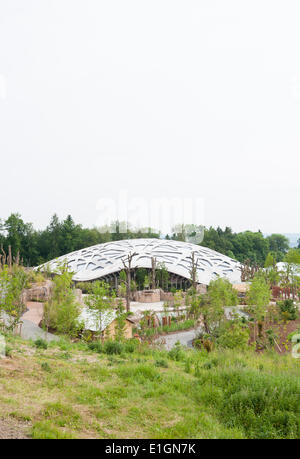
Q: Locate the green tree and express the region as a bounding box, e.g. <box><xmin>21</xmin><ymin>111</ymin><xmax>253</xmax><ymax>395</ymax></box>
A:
<box><xmin>173</xmin><ymin>290</ymin><xmax>184</xmax><ymax>320</ymax></box>
<box><xmin>266</xmin><ymin>234</ymin><xmax>289</xmax><ymax>262</ymax></box>
<box><xmin>85</xmin><ymin>280</ymin><xmax>115</xmax><ymax>339</ymax></box>
<box><xmin>0</xmin><ymin>265</ymin><xmax>28</xmax><ymax>331</ymax></box>
<box><xmin>197</xmin><ymin>278</ymin><xmax>238</xmax><ymax>334</ymax></box>
<box><xmin>217</xmin><ymin>320</ymin><xmax>250</xmax><ymax>349</ymax></box>
<box><xmin>284</xmin><ymin>248</ymin><xmax>300</xmax><ymax>265</ymax></box>
<box><xmin>115</xmin><ymin>299</ymin><xmax>127</xmax><ymax>341</ymax></box>
<box><xmin>43</xmin><ymin>262</ymin><xmax>80</xmax><ymax>336</ymax></box>
<box><xmin>247</xmin><ymin>273</ymin><xmax>271</xmax><ymax>321</ymax></box>
<box><xmin>264</xmin><ymin>252</ymin><xmax>276</xmax><ymax>268</ymax></box>
<box><xmin>208</xmin><ymin>277</ymin><xmax>238</xmax><ymax>309</ymax></box>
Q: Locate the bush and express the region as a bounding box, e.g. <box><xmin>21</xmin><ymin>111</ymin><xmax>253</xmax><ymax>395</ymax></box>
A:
<box><xmin>217</xmin><ymin>321</ymin><xmax>250</xmax><ymax>350</ymax></box>
<box><xmin>88</xmin><ymin>341</ymin><xmax>103</xmax><ymax>353</ymax></box>
<box><xmin>88</xmin><ymin>338</ymin><xmax>139</xmax><ymax>355</ymax></box>
<box><xmin>196</xmin><ymin>367</ymin><xmax>300</xmax><ymax>438</ymax></box>
<box><xmin>184</xmin><ymin>358</ymin><xmax>191</xmax><ymax>373</ymax></box>
<box><xmin>155</xmin><ymin>359</ymin><xmax>169</xmax><ymax>368</ymax></box>
<box><xmin>34</xmin><ymin>338</ymin><xmax>48</xmax><ymax>349</ymax></box>
<box><xmin>75</xmin><ymin>282</ymin><xmax>93</xmax><ymax>294</ymax></box>
<box><xmin>42</xmin><ymin>263</ymin><xmax>81</xmax><ymax>337</ymax></box>
<box><xmin>5</xmin><ymin>345</ymin><xmax>12</xmax><ymax>358</ymax></box>
<box><xmin>0</xmin><ymin>265</ymin><xmax>28</xmax><ymax>331</ymax></box>
<box><xmin>104</xmin><ymin>340</ymin><xmax>123</xmax><ymax>355</ymax></box>
<box><xmin>277</xmin><ymin>299</ymin><xmax>297</xmax><ymax>321</ymax></box>
<box><xmin>123</xmin><ymin>339</ymin><xmax>139</xmax><ymax>353</ymax></box>
<box><xmin>168</xmin><ymin>341</ymin><xmax>185</xmax><ymax>361</ymax></box>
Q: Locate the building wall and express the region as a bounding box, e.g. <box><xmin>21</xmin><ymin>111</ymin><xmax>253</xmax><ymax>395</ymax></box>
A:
<box><xmin>133</xmin><ymin>289</ymin><xmax>161</xmax><ymax>303</ymax></box>
<box><xmin>105</xmin><ymin>319</ymin><xmax>133</xmax><ymax>340</ymax></box>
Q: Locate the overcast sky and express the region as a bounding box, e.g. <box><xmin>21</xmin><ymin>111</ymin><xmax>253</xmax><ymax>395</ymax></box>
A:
<box><xmin>0</xmin><ymin>1</ymin><xmax>299</xmax><ymax>234</ymax></box>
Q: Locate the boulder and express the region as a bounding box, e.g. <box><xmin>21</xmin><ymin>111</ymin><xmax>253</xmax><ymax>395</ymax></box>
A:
<box><xmin>22</xmin><ymin>280</ymin><xmax>53</xmax><ymax>303</ymax></box>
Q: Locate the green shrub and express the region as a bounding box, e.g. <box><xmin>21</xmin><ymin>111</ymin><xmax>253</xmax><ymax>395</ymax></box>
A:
<box><xmin>34</xmin><ymin>338</ymin><xmax>48</xmax><ymax>350</ymax></box>
<box><xmin>217</xmin><ymin>321</ymin><xmax>250</xmax><ymax>350</ymax></box>
<box><xmin>88</xmin><ymin>341</ymin><xmax>103</xmax><ymax>353</ymax></box>
<box><xmin>5</xmin><ymin>345</ymin><xmax>13</xmax><ymax>358</ymax></box>
<box><xmin>124</xmin><ymin>339</ymin><xmax>139</xmax><ymax>353</ymax></box>
<box><xmin>75</xmin><ymin>282</ymin><xmax>93</xmax><ymax>294</ymax></box>
<box><xmin>168</xmin><ymin>342</ymin><xmax>185</xmax><ymax>361</ymax></box>
<box><xmin>184</xmin><ymin>358</ymin><xmax>191</xmax><ymax>373</ymax></box>
<box><xmin>277</xmin><ymin>299</ymin><xmax>297</xmax><ymax>321</ymax></box>
<box><xmin>42</xmin><ymin>262</ymin><xmax>81</xmax><ymax>337</ymax></box>
<box><xmin>155</xmin><ymin>359</ymin><xmax>169</xmax><ymax>368</ymax></box>
<box><xmin>195</xmin><ymin>367</ymin><xmax>300</xmax><ymax>438</ymax></box>
<box><xmin>104</xmin><ymin>340</ymin><xmax>123</xmax><ymax>355</ymax></box>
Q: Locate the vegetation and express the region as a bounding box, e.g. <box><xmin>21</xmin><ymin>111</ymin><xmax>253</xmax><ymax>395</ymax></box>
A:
<box><xmin>0</xmin><ymin>213</ymin><xmax>294</xmax><ymax>267</ymax></box>
<box><xmin>198</xmin><ymin>227</ymin><xmax>290</xmax><ymax>265</ymax></box>
<box><xmin>0</xmin><ymin>335</ymin><xmax>298</xmax><ymax>439</ymax></box>
<box><xmin>0</xmin><ymin>219</ymin><xmax>299</xmax><ymax>439</ymax></box>
<box><xmin>0</xmin><ymin>265</ymin><xmax>29</xmax><ymax>331</ymax></box>
<box><xmin>277</xmin><ymin>299</ymin><xmax>298</xmax><ymax>321</ymax></box>
<box><xmin>200</xmin><ymin>278</ymin><xmax>238</xmax><ymax>334</ymax></box>
<box><xmin>141</xmin><ymin>319</ymin><xmax>196</xmax><ymax>338</ymax></box>
<box><xmin>85</xmin><ymin>281</ymin><xmax>115</xmax><ymax>339</ymax></box>
<box><xmin>43</xmin><ymin>263</ymin><xmax>81</xmax><ymax>336</ymax></box>
<box><xmin>247</xmin><ymin>273</ymin><xmax>271</xmax><ymax>320</ymax></box>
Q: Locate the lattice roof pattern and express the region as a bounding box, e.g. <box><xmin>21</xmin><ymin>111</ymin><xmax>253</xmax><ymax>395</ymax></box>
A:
<box><xmin>39</xmin><ymin>238</ymin><xmax>241</xmax><ymax>285</ymax></box>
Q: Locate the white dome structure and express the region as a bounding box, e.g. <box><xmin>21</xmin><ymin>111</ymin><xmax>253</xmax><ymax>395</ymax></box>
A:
<box><xmin>39</xmin><ymin>238</ymin><xmax>241</xmax><ymax>285</ymax></box>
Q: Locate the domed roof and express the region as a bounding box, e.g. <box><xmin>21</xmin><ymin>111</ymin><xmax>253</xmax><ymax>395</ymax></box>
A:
<box><xmin>39</xmin><ymin>238</ymin><xmax>241</xmax><ymax>285</ymax></box>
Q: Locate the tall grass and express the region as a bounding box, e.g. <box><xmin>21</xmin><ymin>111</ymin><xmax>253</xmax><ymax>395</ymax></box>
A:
<box><xmin>1</xmin><ymin>334</ymin><xmax>299</xmax><ymax>439</ymax></box>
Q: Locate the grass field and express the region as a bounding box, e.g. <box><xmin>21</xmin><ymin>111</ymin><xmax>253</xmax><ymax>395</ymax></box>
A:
<box><xmin>0</xmin><ymin>335</ymin><xmax>299</xmax><ymax>439</ymax></box>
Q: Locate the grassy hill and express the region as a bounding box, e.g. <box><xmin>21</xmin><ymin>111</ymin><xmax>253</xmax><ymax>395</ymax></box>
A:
<box><xmin>0</xmin><ymin>335</ymin><xmax>299</xmax><ymax>439</ymax></box>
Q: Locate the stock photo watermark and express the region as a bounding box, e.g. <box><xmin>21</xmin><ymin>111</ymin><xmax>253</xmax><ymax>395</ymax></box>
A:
<box><xmin>96</xmin><ymin>190</ymin><xmax>205</xmax><ymax>241</ymax></box>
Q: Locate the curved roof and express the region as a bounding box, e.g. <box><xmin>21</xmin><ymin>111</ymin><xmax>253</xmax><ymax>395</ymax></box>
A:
<box><xmin>39</xmin><ymin>238</ymin><xmax>241</xmax><ymax>285</ymax></box>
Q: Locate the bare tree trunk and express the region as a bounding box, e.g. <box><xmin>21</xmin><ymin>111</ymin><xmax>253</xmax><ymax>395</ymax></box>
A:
<box><xmin>8</xmin><ymin>245</ymin><xmax>12</xmax><ymax>270</ymax></box>
<box><xmin>122</xmin><ymin>252</ymin><xmax>137</xmax><ymax>313</ymax></box>
<box><xmin>126</xmin><ymin>269</ymin><xmax>131</xmax><ymax>312</ymax></box>
<box><xmin>151</xmin><ymin>257</ymin><xmax>156</xmax><ymax>290</ymax></box>
<box><xmin>189</xmin><ymin>252</ymin><xmax>198</xmax><ymax>290</ymax></box>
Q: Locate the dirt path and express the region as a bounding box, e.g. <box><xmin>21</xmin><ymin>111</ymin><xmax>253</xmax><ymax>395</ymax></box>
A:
<box><xmin>0</xmin><ymin>419</ymin><xmax>29</xmax><ymax>439</ymax></box>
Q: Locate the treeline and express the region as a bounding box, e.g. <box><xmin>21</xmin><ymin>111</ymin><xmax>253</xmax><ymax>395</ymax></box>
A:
<box><xmin>0</xmin><ymin>214</ymin><xmax>160</xmax><ymax>266</ymax></box>
<box><xmin>199</xmin><ymin>226</ymin><xmax>291</xmax><ymax>265</ymax></box>
<box><xmin>0</xmin><ymin>213</ymin><xmax>294</xmax><ymax>267</ymax></box>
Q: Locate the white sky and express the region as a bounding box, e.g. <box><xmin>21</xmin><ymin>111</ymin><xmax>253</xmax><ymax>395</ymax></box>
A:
<box><xmin>0</xmin><ymin>1</ymin><xmax>299</xmax><ymax>233</ymax></box>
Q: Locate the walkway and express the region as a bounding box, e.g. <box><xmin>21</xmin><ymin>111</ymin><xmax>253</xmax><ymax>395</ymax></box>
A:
<box><xmin>1</xmin><ymin>302</ymin><xmax>58</xmax><ymax>342</ymax></box>
<box><xmin>155</xmin><ymin>327</ymin><xmax>202</xmax><ymax>350</ymax></box>
<box><xmin>155</xmin><ymin>307</ymin><xmax>249</xmax><ymax>350</ymax></box>
<box><xmin>19</xmin><ymin>302</ymin><xmax>58</xmax><ymax>342</ymax></box>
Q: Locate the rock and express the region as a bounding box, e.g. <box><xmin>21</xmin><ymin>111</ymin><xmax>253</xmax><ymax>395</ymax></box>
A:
<box><xmin>22</xmin><ymin>280</ymin><xmax>53</xmax><ymax>303</ymax></box>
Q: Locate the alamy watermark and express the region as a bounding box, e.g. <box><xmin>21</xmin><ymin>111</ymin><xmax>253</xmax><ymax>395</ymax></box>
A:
<box><xmin>96</xmin><ymin>190</ymin><xmax>205</xmax><ymax>240</ymax></box>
